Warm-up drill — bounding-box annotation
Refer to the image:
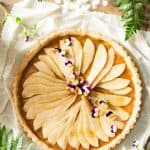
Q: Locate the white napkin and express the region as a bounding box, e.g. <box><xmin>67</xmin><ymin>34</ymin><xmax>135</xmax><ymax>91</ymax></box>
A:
<box><xmin>0</xmin><ymin>0</ymin><xmax>150</xmax><ymax>149</ymax></box>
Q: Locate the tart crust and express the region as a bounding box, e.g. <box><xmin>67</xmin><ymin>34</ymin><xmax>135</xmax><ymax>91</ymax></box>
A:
<box><xmin>12</xmin><ymin>29</ymin><xmax>142</xmax><ymax>150</ymax></box>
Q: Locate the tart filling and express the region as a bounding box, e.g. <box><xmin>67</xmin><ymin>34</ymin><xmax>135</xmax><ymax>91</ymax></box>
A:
<box><xmin>13</xmin><ymin>30</ymin><xmax>142</xmax><ymax>150</ymax></box>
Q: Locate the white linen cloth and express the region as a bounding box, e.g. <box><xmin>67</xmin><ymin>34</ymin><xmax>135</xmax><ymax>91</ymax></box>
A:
<box><xmin>0</xmin><ymin>0</ymin><xmax>150</xmax><ymax>149</ymax></box>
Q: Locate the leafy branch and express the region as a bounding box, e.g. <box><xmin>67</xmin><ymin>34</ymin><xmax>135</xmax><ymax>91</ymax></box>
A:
<box><xmin>0</xmin><ymin>125</ymin><xmax>32</xmax><ymax>150</ymax></box>
<box><xmin>114</xmin><ymin>0</ymin><xmax>150</xmax><ymax>40</ymax></box>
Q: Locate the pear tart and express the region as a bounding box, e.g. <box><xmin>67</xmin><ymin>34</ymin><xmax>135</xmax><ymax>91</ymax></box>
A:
<box><xmin>13</xmin><ymin>30</ymin><xmax>142</xmax><ymax>150</ymax></box>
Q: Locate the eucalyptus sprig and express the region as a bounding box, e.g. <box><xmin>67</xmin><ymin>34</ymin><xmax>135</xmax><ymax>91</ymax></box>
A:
<box><xmin>0</xmin><ymin>125</ymin><xmax>32</xmax><ymax>150</ymax></box>
<box><xmin>114</xmin><ymin>0</ymin><xmax>150</xmax><ymax>41</ymax></box>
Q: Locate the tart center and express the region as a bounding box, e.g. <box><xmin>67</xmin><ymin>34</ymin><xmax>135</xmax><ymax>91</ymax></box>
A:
<box><xmin>66</xmin><ymin>76</ymin><xmax>92</xmax><ymax>96</ymax></box>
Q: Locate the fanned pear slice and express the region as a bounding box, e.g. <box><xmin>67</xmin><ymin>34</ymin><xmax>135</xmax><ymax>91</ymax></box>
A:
<box><xmin>110</xmin><ymin>105</ymin><xmax>129</xmax><ymax>121</ymax></box>
<box><xmin>27</xmin><ymin>97</ymin><xmax>72</xmax><ymax>120</ymax></box>
<box><xmin>39</xmin><ymin>55</ymin><xmax>64</xmax><ymax>79</ymax></box>
<box><xmin>86</xmin><ymin>44</ymin><xmax>107</xmax><ymax>85</ymax></box>
<box><xmin>34</xmin><ymin>61</ymin><xmax>55</xmax><ymax>77</ymax></box>
<box><xmin>60</xmin><ymin>38</ymin><xmax>75</xmax><ymax>64</ymax></box>
<box><xmin>98</xmin><ymin>78</ymin><xmax>130</xmax><ymax>90</ymax></box>
<box><xmin>81</xmin><ymin>97</ymin><xmax>98</xmax><ymax>147</ymax></box>
<box><xmin>45</xmin><ymin>48</ymin><xmax>74</xmax><ymax>81</ymax></box>
<box><xmin>91</xmin><ymin>91</ymin><xmax>132</xmax><ymax>106</ymax></box>
<box><xmin>22</xmin><ymin>84</ymin><xmax>66</xmax><ymax>98</ymax></box>
<box><xmin>92</xmin><ymin>48</ymin><xmax>115</xmax><ymax>88</ymax></box>
<box><xmin>28</xmin><ymin>72</ymin><xmax>65</xmax><ymax>84</ymax></box>
<box><xmin>23</xmin><ymin>76</ymin><xmax>65</xmax><ymax>87</ymax></box>
<box><xmin>24</xmin><ymin>91</ymin><xmax>68</xmax><ymax>111</ymax></box>
<box><xmin>57</xmin><ymin>103</ymin><xmax>81</xmax><ymax>150</ymax></box>
<box><xmin>70</xmin><ymin>37</ymin><xmax>83</xmax><ymax>75</ymax></box>
<box><xmin>101</xmin><ymin>64</ymin><xmax>126</xmax><ymax>82</ymax></box>
<box><xmin>104</xmin><ymin>116</ymin><xmax>124</xmax><ymax>129</ymax></box>
<box><xmin>100</xmin><ymin>116</ymin><xmax>115</xmax><ymax>137</ymax></box>
<box><xmin>78</xmin><ymin>106</ymin><xmax>89</xmax><ymax>149</ymax></box>
<box><xmin>92</xmin><ymin>118</ymin><xmax>109</xmax><ymax>142</ymax></box>
<box><xmin>34</xmin><ymin>95</ymin><xmax>77</xmax><ymax>129</ymax></box>
<box><xmin>109</xmin><ymin>87</ymin><xmax>132</xmax><ymax>95</ymax></box>
<box><xmin>68</xmin><ymin>119</ymin><xmax>80</xmax><ymax>150</ymax></box>
<box><xmin>81</xmin><ymin>38</ymin><xmax>95</xmax><ymax>74</ymax></box>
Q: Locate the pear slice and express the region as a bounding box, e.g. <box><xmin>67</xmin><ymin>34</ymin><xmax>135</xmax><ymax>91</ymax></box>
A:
<box><xmin>109</xmin><ymin>87</ymin><xmax>132</xmax><ymax>95</ymax></box>
<box><xmin>60</xmin><ymin>38</ymin><xmax>75</xmax><ymax>64</ymax></box>
<box><xmin>81</xmin><ymin>38</ymin><xmax>95</xmax><ymax>74</ymax></box>
<box><xmin>22</xmin><ymin>84</ymin><xmax>66</xmax><ymax>98</ymax></box>
<box><xmin>27</xmin><ymin>95</ymin><xmax>75</xmax><ymax>118</ymax></box>
<box><xmin>23</xmin><ymin>76</ymin><xmax>65</xmax><ymax>87</ymax></box>
<box><xmin>27</xmin><ymin>95</ymin><xmax>77</xmax><ymax>120</ymax></box>
<box><xmin>24</xmin><ymin>91</ymin><xmax>68</xmax><ymax>111</ymax></box>
<box><xmin>39</xmin><ymin>55</ymin><xmax>65</xmax><ymax>79</ymax></box>
<box><xmin>104</xmin><ymin>115</ymin><xmax>124</xmax><ymax>129</ymax></box>
<box><xmin>68</xmin><ymin>119</ymin><xmax>80</xmax><ymax>149</ymax></box>
<box><xmin>86</xmin><ymin>44</ymin><xmax>107</xmax><ymax>85</ymax></box>
<box><xmin>45</xmin><ymin>48</ymin><xmax>74</xmax><ymax>80</ymax></box>
<box><xmin>70</xmin><ymin>37</ymin><xmax>83</xmax><ymax>75</ymax></box>
<box><xmin>81</xmin><ymin>97</ymin><xmax>98</xmax><ymax>147</ymax></box>
<box><xmin>28</xmin><ymin>72</ymin><xmax>65</xmax><ymax>84</ymax></box>
<box><xmin>34</xmin><ymin>61</ymin><xmax>55</xmax><ymax>77</ymax></box>
<box><xmin>91</xmin><ymin>118</ymin><xmax>109</xmax><ymax>142</ymax></box>
<box><xmin>101</xmin><ymin>64</ymin><xmax>126</xmax><ymax>82</ymax></box>
<box><xmin>78</xmin><ymin>106</ymin><xmax>89</xmax><ymax>149</ymax></box>
<box><xmin>57</xmin><ymin>102</ymin><xmax>81</xmax><ymax>150</ymax></box>
<box><xmin>110</xmin><ymin>105</ymin><xmax>129</xmax><ymax>121</ymax></box>
<box><xmin>100</xmin><ymin>116</ymin><xmax>115</xmax><ymax>137</ymax></box>
<box><xmin>92</xmin><ymin>48</ymin><xmax>115</xmax><ymax>88</ymax></box>
<box><xmin>98</xmin><ymin>78</ymin><xmax>130</xmax><ymax>90</ymax></box>
<box><xmin>91</xmin><ymin>91</ymin><xmax>132</xmax><ymax>106</ymax></box>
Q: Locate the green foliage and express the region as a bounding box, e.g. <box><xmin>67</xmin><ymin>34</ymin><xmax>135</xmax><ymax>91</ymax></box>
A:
<box><xmin>0</xmin><ymin>126</ymin><xmax>32</xmax><ymax>150</ymax></box>
<box><xmin>114</xmin><ymin>0</ymin><xmax>149</xmax><ymax>40</ymax></box>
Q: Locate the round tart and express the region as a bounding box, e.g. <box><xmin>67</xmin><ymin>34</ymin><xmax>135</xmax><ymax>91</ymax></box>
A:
<box><xmin>13</xmin><ymin>30</ymin><xmax>142</xmax><ymax>150</ymax></box>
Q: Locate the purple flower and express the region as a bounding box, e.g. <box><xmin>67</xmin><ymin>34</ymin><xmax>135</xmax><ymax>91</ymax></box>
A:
<box><xmin>66</xmin><ymin>37</ymin><xmax>72</xmax><ymax>46</ymax></box>
<box><xmin>67</xmin><ymin>84</ymin><xmax>76</xmax><ymax>89</ymax></box>
<box><xmin>111</xmin><ymin>125</ymin><xmax>117</xmax><ymax>133</ymax></box>
<box><xmin>86</xmin><ymin>86</ymin><xmax>92</xmax><ymax>93</ymax></box>
<box><xmin>106</xmin><ymin>111</ymin><xmax>113</xmax><ymax>117</ymax></box>
<box><xmin>25</xmin><ymin>36</ymin><xmax>29</xmax><ymax>42</ymax></box>
<box><xmin>132</xmin><ymin>140</ymin><xmax>139</xmax><ymax>147</ymax></box>
<box><xmin>65</xmin><ymin>60</ymin><xmax>72</xmax><ymax>66</ymax></box>
<box><xmin>55</xmin><ymin>48</ymin><xmax>61</xmax><ymax>53</ymax></box>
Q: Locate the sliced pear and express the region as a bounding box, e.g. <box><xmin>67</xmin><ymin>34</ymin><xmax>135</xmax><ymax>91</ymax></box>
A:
<box><xmin>28</xmin><ymin>95</ymin><xmax>77</xmax><ymax>120</ymax></box>
<box><xmin>25</xmin><ymin>94</ymin><xmax>74</xmax><ymax>114</ymax></box>
<box><xmin>68</xmin><ymin>119</ymin><xmax>80</xmax><ymax>149</ymax></box>
<box><xmin>91</xmin><ymin>91</ymin><xmax>132</xmax><ymax>106</ymax></box>
<box><xmin>24</xmin><ymin>91</ymin><xmax>68</xmax><ymax>111</ymax></box>
<box><xmin>92</xmin><ymin>48</ymin><xmax>115</xmax><ymax>88</ymax></box>
<box><xmin>86</xmin><ymin>44</ymin><xmax>107</xmax><ymax>84</ymax></box>
<box><xmin>101</xmin><ymin>64</ymin><xmax>126</xmax><ymax>82</ymax></box>
<box><xmin>78</xmin><ymin>106</ymin><xmax>89</xmax><ymax>149</ymax></box>
<box><xmin>110</xmin><ymin>105</ymin><xmax>129</xmax><ymax>121</ymax></box>
<box><xmin>23</xmin><ymin>76</ymin><xmax>65</xmax><ymax>87</ymax></box>
<box><xmin>70</xmin><ymin>37</ymin><xmax>83</xmax><ymax>75</ymax></box>
<box><xmin>81</xmin><ymin>97</ymin><xmax>98</xmax><ymax>147</ymax></box>
<box><xmin>60</xmin><ymin>38</ymin><xmax>75</xmax><ymax>64</ymax></box>
<box><xmin>34</xmin><ymin>61</ymin><xmax>55</xmax><ymax>77</ymax></box>
<box><xmin>100</xmin><ymin>116</ymin><xmax>115</xmax><ymax>137</ymax></box>
<box><xmin>22</xmin><ymin>84</ymin><xmax>66</xmax><ymax>98</ymax></box>
<box><xmin>28</xmin><ymin>72</ymin><xmax>65</xmax><ymax>84</ymax></box>
<box><xmin>81</xmin><ymin>38</ymin><xmax>95</xmax><ymax>74</ymax></box>
<box><xmin>45</xmin><ymin>48</ymin><xmax>74</xmax><ymax>80</ymax></box>
<box><xmin>57</xmin><ymin>102</ymin><xmax>80</xmax><ymax>150</ymax></box>
<box><xmin>91</xmin><ymin>118</ymin><xmax>109</xmax><ymax>142</ymax></box>
<box><xmin>109</xmin><ymin>87</ymin><xmax>132</xmax><ymax>95</ymax></box>
<box><xmin>98</xmin><ymin>78</ymin><xmax>130</xmax><ymax>90</ymax></box>
<box><xmin>39</xmin><ymin>55</ymin><xmax>64</xmax><ymax>79</ymax></box>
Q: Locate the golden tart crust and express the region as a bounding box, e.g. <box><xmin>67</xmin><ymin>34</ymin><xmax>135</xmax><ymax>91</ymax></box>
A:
<box><xmin>13</xmin><ymin>29</ymin><xmax>142</xmax><ymax>150</ymax></box>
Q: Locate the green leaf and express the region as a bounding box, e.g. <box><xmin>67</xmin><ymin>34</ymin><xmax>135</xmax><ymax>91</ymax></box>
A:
<box><xmin>15</xmin><ymin>17</ymin><xmax>23</xmax><ymax>24</ymax></box>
